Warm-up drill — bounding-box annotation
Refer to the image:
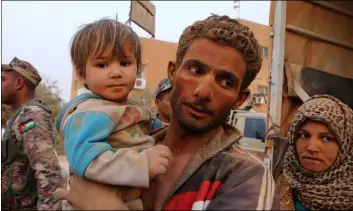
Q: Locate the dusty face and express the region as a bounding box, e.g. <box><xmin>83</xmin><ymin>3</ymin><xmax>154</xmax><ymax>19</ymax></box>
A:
<box><xmin>156</xmin><ymin>90</ymin><xmax>172</xmax><ymax>122</ymax></box>
<box><xmin>296</xmin><ymin>120</ymin><xmax>339</xmax><ymax>173</ymax></box>
<box><xmin>168</xmin><ymin>38</ymin><xmax>248</xmax><ymax>133</ymax></box>
<box><xmin>83</xmin><ymin>42</ymin><xmax>137</xmax><ymax>102</ymax></box>
<box><xmin>1</xmin><ymin>71</ymin><xmax>18</xmax><ymax>105</ymax></box>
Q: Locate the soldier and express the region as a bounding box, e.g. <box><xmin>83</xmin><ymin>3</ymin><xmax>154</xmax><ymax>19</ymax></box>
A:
<box><xmin>1</xmin><ymin>57</ymin><xmax>62</xmax><ymax>210</ymax></box>
<box><xmin>154</xmin><ymin>78</ymin><xmax>172</xmax><ymax>123</ymax></box>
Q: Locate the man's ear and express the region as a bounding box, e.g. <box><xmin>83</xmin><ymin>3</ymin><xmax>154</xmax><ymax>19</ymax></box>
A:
<box><xmin>155</xmin><ymin>99</ymin><xmax>161</xmax><ymax>109</ymax></box>
<box><xmin>167</xmin><ymin>61</ymin><xmax>177</xmax><ymax>87</ymax></box>
<box><xmin>233</xmin><ymin>88</ymin><xmax>251</xmax><ymax>110</ymax></box>
<box><xmin>14</xmin><ymin>77</ymin><xmax>25</xmax><ymax>90</ymax></box>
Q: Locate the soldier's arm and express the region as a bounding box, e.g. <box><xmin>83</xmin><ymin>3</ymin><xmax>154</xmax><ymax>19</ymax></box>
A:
<box><xmin>20</xmin><ymin>108</ymin><xmax>62</xmax><ymax>210</ymax></box>
<box><xmin>63</xmin><ymin>111</ymin><xmax>150</xmax><ymax>188</ymax></box>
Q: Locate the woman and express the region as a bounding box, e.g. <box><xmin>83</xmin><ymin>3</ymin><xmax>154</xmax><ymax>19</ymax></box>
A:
<box><xmin>276</xmin><ymin>95</ymin><xmax>353</xmax><ymax>210</ymax></box>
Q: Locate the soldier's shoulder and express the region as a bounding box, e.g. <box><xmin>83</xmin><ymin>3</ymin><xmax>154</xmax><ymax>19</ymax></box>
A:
<box><xmin>18</xmin><ymin>102</ymin><xmax>51</xmax><ymax>120</ymax></box>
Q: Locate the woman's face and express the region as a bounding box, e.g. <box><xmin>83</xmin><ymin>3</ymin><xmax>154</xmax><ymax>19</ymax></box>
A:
<box><xmin>295</xmin><ymin>120</ymin><xmax>340</xmax><ymax>173</ymax></box>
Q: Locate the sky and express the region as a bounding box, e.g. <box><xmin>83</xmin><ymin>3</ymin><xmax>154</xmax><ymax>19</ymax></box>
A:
<box><xmin>2</xmin><ymin>1</ymin><xmax>270</xmax><ymax>102</ymax></box>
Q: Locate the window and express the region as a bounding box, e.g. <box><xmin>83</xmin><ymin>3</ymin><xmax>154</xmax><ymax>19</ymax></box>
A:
<box><xmin>244</xmin><ymin>118</ymin><xmax>266</xmax><ymax>141</ymax></box>
<box><xmin>257</xmin><ymin>85</ymin><xmax>268</xmax><ymax>95</ymax></box>
<box><xmin>260</xmin><ymin>46</ymin><xmax>268</xmax><ymax>57</ymax></box>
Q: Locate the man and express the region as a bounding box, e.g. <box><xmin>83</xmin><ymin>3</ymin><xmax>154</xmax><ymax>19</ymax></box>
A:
<box><xmin>1</xmin><ymin>57</ymin><xmax>62</xmax><ymax>210</ymax></box>
<box><xmin>154</xmin><ymin>77</ymin><xmax>173</xmax><ymax>122</ymax></box>
<box><xmin>56</xmin><ymin>15</ymin><xmax>279</xmax><ymax>210</ymax></box>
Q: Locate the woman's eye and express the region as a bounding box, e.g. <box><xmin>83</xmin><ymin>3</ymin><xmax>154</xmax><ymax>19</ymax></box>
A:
<box><xmin>189</xmin><ymin>66</ymin><xmax>203</xmax><ymax>75</ymax></box>
<box><xmin>299</xmin><ymin>133</ymin><xmax>310</xmax><ymax>139</ymax></box>
<box><xmin>322</xmin><ymin>136</ymin><xmax>335</xmax><ymax>142</ymax></box>
<box><xmin>120</xmin><ymin>61</ymin><xmax>130</xmax><ymax>67</ymax></box>
<box><xmin>221</xmin><ymin>80</ymin><xmax>233</xmax><ymax>88</ymax></box>
<box><xmin>96</xmin><ymin>63</ymin><xmax>108</xmax><ymax>68</ymax></box>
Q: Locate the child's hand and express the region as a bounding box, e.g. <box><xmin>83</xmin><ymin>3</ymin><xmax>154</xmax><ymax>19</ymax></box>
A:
<box><xmin>146</xmin><ymin>145</ymin><xmax>172</xmax><ymax>179</ymax></box>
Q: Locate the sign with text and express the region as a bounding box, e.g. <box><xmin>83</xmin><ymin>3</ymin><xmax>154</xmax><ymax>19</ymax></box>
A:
<box><xmin>130</xmin><ymin>1</ymin><xmax>156</xmax><ymax>37</ymax></box>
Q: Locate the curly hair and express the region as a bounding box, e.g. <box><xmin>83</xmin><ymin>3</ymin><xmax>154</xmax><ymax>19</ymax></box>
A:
<box><xmin>176</xmin><ymin>14</ymin><xmax>262</xmax><ymax>90</ymax></box>
<box><xmin>70</xmin><ymin>18</ymin><xmax>142</xmax><ymax>75</ymax></box>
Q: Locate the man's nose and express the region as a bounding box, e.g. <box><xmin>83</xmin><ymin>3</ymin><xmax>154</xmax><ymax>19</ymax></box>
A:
<box><xmin>193</xmin><ymin>75</ymin><xmax>214</xmax><ymax>102</ymax></box>
<box><xmin>306</xmin><ymin>138</ymin><xmax>321</xmax><ymax>153</ymax></box>
<box><xmin>109</xmin><ymin>64</ymin><xmax>123</xmax><ymax>78</ymax></box>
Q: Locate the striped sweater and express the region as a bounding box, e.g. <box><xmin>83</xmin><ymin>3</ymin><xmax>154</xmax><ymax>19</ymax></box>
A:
<box><xmin>143</xmin><ymin>124</ymin><xmax>279</xmax><ymax>210</ymax></box>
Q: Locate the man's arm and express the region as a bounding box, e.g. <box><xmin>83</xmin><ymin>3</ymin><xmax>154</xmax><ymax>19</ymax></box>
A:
<box><xmin>55</xmin><ymin>177</ymin><xmax>129</xmax><ymax>210</ymax></box>
<box><xmin>64</xmin><ymin>112</ymin><xmax>150</xmax><ymax>187</ymax></box>
<box><xmin>20</xmin><ymin>109</ymin><xmax>62</xmax><ymax>210</ymax></box>
<box><xmin>206</xmin><ymin>162</ymin><xmax>279</xmax><ymax>210</ymax></box>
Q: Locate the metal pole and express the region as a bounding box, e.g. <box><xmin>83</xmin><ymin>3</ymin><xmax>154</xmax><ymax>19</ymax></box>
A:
<box><xmin>264</xmin><ymin>0</ymin><xmax>286</xmax><ymax>170</ymax></box>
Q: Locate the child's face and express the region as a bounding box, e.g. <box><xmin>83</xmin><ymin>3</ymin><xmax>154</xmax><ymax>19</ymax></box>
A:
<box><xmin>295</xmin><ymin>120</ymin><xmax>339</xmax><ymax>173</ymax></box>
<box><xmin>83</xmin><ymin>42</ymin><xmax>137</xmax><ymax>102</ymax></box>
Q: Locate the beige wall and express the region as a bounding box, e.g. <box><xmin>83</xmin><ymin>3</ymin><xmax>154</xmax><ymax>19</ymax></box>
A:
<box><xmin>71</xmin><ymin>20</ymin><xmax>270</xmax><ymax>114</ymax></box>
<box><xmin>237</xmin><ymin>19</ymin><xmax>270</xmax><ymax>113</ymax></box>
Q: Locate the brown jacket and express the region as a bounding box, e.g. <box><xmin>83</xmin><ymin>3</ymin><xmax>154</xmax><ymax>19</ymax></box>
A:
<box><xmin>142</xmin><ymin>124</ymin><xmax>279</xmax><ymax>210</ymax></box>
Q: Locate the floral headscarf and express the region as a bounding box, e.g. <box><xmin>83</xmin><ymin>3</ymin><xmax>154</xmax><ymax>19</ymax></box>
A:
<box><xmin>283</xmin><ymin>95</ymin><xmax>353</xmax><ymax>210</ymax></box>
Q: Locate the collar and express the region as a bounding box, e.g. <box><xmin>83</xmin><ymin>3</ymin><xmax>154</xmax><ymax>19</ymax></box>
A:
<box><xmin>152</xmin><ymin>124</ymin><xmax>242</xmax><ymax>209</ymax></box>
<box><xmin>152</xmin><ymin>124</ymin><xmax>242</xmax><ymax>156</ymax></box>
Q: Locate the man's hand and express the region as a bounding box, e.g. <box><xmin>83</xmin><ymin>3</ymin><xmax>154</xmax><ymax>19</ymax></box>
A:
<box><xmin>54</xmin><ymin>176</ymin><xmax>128</xmax><ymax>210</ymax></box>
<box><xmin>146</xmin><ymin>145</ymin><xmax>172</xmax><ymax>179</ymax></box>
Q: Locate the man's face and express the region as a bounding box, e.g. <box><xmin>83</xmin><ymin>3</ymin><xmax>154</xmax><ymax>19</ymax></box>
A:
<box><xmin>169</xmin><ymin>38</ymin><xmax>248</xmax><ymax>133</ymax></box>
<box><xmin>1</xmin><ymin>71</ymin><xmax>18</xmax><ymax>105</ymax></box>
<box><xmin>155</xmin><ymin>90</ymin><xmax>172</xmax><ymax>121</ymax></box>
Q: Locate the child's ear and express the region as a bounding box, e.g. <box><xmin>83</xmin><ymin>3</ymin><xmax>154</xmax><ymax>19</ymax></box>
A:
<box><xmin>78</xmin><ymin>69</ymin><xmax>86</xmax><ymax>79</ymax></box>
<box><xmin>77</xmin><ymin>69</ymin><xmax>87</xmax><ymax>88</ymax></box>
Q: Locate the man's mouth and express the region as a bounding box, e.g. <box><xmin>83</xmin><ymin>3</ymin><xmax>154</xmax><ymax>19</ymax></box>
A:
<box><xmin>183</xmin><ymin>103</ymin><xmax>213</xmax><ymax>118</ymax></box>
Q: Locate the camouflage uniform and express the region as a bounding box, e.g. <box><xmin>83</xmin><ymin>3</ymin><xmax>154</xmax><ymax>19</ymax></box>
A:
<box><xmin>1</xmin><ymin>57</ymin><xmax>62</xmax><ymax>210</ymax></box>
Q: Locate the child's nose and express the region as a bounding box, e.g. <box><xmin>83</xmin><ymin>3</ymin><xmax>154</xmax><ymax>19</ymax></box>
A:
<box><xmin>109</xmin><ymin>65</ymin><xmax>123</xmax><ymax>78</ymax></box>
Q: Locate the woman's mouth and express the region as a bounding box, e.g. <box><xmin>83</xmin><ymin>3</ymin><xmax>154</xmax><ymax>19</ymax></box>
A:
<box><xmin>302</xmin><ymin>156</ymin><xmax>322</xmax><ymax>162</ymax></box>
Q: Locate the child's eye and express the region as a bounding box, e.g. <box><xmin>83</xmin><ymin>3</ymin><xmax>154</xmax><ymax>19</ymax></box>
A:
<box><xmin>120</xmin><ymin>60</ymin><xmax>131</xmax><ymax>67</ymax></box>
<box><xmin>96</xmin><ymin>62</ymin><xmax>108</xmax><ymax>68</ymax></box>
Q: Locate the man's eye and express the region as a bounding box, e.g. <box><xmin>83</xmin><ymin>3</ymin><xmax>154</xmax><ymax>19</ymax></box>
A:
<box><xmin>189</xmin><ymin>66</ymin><xmax>203</xmax><ymax>75</ymax></box>
<box><xmin>120</xmin><ymin>61</ymin><xmax>130</xmax><ymax>67</ymax></box>
<box><xmin>96</xmin><ymin>63</ymin><xmax>108</xmax><ymax>68</ymax></box>
<box><xmin>221</xmin><ymin>80</ymin><xmax>233</xmax><ymax>88</ymax></box>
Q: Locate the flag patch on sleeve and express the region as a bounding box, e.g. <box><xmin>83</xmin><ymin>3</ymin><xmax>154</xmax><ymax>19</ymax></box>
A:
<box><xmin>19</xmin><ymin>119</ymin><xmax>35</xmax><ymax>133</ymax></box>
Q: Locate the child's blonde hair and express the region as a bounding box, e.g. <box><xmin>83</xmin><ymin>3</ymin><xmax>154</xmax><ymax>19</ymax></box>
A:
<box><xmin>70</xmin><ymin>18</ymin><xmax>142</xmax><ymax>75</ymax></box>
